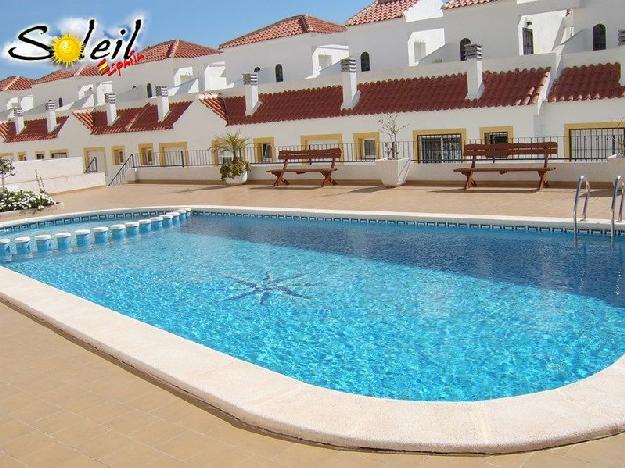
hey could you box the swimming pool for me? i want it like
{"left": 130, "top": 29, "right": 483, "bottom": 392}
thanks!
{"left": 3, "top": 210, "right": 625, "bottom": 402}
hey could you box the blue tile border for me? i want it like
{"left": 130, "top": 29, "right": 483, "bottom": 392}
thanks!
{"left": 1, "top": 208, "right": 623, "bottom": 238}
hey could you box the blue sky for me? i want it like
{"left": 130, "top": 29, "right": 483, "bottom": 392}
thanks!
{"left": 0, "top": 0, "right": 378, "bottom": 79}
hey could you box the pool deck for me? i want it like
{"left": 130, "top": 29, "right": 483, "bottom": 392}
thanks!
{"left": 2, "top": 183, "right": 625, "bottom": 466}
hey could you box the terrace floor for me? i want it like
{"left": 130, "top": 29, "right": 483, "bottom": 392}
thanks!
{"left": 1, "top": 183, "right": 625, "bottom": 467}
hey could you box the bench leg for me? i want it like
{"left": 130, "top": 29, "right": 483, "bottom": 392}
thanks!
{"left": 273, "top": 173, "right": 289, "bottom": 187}
{"left": 321, "top": 172, "right": 337, "bottom": 187}
{"left": 537, "top": 172, "right": 549, "bottom": 191}
{"left": 464, "top": 173, "right": 476, "bottom": 190}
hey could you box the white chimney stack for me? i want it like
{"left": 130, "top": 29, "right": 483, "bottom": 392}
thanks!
{"left": 243, "top": 73, "right": 260, "bottom": 116}
{"left": 465, "top": 44, "right": 484, "bottom": 100}
{"left": 156, "top": 86, "right": 170, "bottom": 121}
{"left": 618, "top": 30, "right": 625, "bottom": 86}
{"left": 341, "top": 58, "right": 360, "bottom": 110}
{"left": 14, "top": 107, "right": 24, "bottom": 134}
{"left": 45, "top": 100, "right": 57, "bottom": 133}
{"left": 105, "top": 93, "right": 117, "bottom": 126}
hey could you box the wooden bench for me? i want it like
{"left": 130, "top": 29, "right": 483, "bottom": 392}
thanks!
{"left": 269, "top": 148, "right": 341, "bottom": 187}
{"left": 454, "top": 142, "right": 558, "bottom": 191}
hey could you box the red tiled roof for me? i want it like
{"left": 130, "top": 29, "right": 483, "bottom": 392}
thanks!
{"left": 73, "top": 101, "right": 193, "bottom": 135}
{"left": 211, "top": 68, "right": 549, "bottom": 125}
{"left": 442, "top": 0, "right": 500, "bottom": 10}
{"left": 0, "top": 116, "right": 68, "bottom": 143}
{"left": 346, "top": 0, "right": 420, "bottom": 26}
{"left": 0, "top": 76, "right": 33, "bottom": 91}
{"left": 548, "top": 63, "right": 625, "bottom": 102}
{"left": 200, "top": 96, "right": 228, "bottom": 120}
{"left": 32, "top": 65, "right": 101, "bottom": 85}
{"left": 220, "top": 15, "right": 346, "bottom": 48}
{"left": 139, "top": 40, "right": 221, "bottom": 63}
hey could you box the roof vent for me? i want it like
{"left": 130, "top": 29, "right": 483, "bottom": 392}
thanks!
{"left": 341, "top": 57, "right": 360, "bottom": 110}
{"left": 465, "top": 44, "right": 484, "bottom": 100}
{"left": 464, "top": 44, "right": 483, "bottom": 61}
{"left": 156, "top": 86, "right": 170, "bottom": 121}
{"left": 243, "top": 73, "right": 261, "bottom": 116}
{"left": 14, "top": 106, "right": 24, "bottom": 134}
{"left": 45, "top": 100, "right": 57, "bottom": 133}
{"left": 619, "top": 29, "right": 625, "bottom": 46}
{"left": 105, "top": 93, "right": 117, "bottom": 126}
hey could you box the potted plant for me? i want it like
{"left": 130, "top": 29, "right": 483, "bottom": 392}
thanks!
{"left": 212, "top": 131, "right": 251, "bottom": 185}
{"left": 374, "top": 113, "right": 412, "bottom": 187}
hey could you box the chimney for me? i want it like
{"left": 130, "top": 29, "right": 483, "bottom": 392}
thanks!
{"left": 619, "top": 30, "right": 625, "bottom": 86}
{"left": 341, "top": 58, "right": 360, "bottom": 110}
{"left": 156, "top": 86, "right": 170, "bottom": 121}
{"left": 465, "top": 44, "right": 484, "bottom": 100}
{"left": 243, "top": 73, "right": 260, "bottom": 116}
{"left": 105, "top": 93, "right": 117, "bottom": 126}
{"left": 14, "top": 107, "right": 24, "bottom": 134}
{"left": 45, "top": 100, "right": 57, "bottom": 133}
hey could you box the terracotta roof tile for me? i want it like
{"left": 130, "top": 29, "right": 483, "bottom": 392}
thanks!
{"left": 219, "top": 68, "right": 549, "bottom": 125}
{"left": 0, "top": 116, "right": 68, "bottom": 143}
{"left": 0, "top": 76, "right": 33, "bottom": 92}
{"left": 220, "top": 15, "right": 345, "bottom": 49}
{"left": 200, "top": 96, "right": 228, "bottom": 120}
{"left": 548, "top": 63, "right": 625, "bottom": 102}
{"left": 443, "top": 0, "right": 500, "bottom": 10}
{"left": 32, "top": 64, "right": 102, "bottom": 85}
{"left": 139, "top": 40, "right": 220, "bottom": 63}
{"left": 346, "top": 0, "right": 420, "bottom": 26}
{"left": 73, "top": 101, "right": 193, "bottom": 135}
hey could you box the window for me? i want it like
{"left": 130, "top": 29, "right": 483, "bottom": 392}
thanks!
{"left": 36, "top": 153, "right": 45, "bottom": 160}
{"left": 275, "top": 64, "right": 284, "bottom": 83}
{"left": 260, "top": 143, "right": 273, "bottom": 161}
{"left": 484, "top": 131, "right": 510, "bottom": 145}
{"left": 593, "top": 24, "right": 607, "bottom": 51}
{"left": 58, "top": 97, "right": 63, "bottom": 108}
{"left": 460, "top": 38, "right": 471, "bottom": 61}
{"left": 140, "top": 147, "right": 154, "bottom": 166}
{"left": 522, "top": 27, "right": 534, "bottom": 55}
{"left": 253, "top": 66, "right": 261, "bottom": 73}
{"left": 417, "top": 134, "right": 463, "bottom": 163}
{"left": 147, "top": 83, "right": 153, "bottom": 98}
{"left": 113, "top": 147, "right": 125, "bottom": 165}
{"left": 362, "top": 139, "right": 378, "bottom": 160}
{"left": 360, "top": 52, "right": 371, "bottom": 72}
{"left": 570, "top": 128, "right": 625, "bottom": 160}
{"left": 17, "top": 153, "right": 26, "bottom": 161}
{"left": 50, "top": 152, "right": 68, "bottom": 159}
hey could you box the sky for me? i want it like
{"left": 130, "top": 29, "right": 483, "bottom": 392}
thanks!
{"left": 0, "top": 0, "right": 377, "bottom": 79}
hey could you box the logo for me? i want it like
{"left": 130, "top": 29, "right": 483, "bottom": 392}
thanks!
{"left": 6, "top": 18, "right": 143, "bottom": 70}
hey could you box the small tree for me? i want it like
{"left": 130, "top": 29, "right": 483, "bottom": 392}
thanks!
{"left": 378, "top": 113, "right": 408, "bottom": 159}
{"left": 0, "top": 157, "right": 16, "bottom": 193}
{"left": 211, "top": 131, "right": 251, "bottom": 180}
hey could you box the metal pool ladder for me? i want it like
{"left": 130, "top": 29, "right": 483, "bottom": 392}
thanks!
{"left": 611, "top": 176, "right": 625, "bottom": 238}
{"left": 574, "top": 176, "right": 591, "bottom": 237}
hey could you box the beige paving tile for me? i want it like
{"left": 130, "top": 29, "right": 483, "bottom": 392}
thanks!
{"left": 75, "top": 429, "right": 133, "bottom": 460}
{"left": 17, "top": 440, "right": 82, "bottom": 467}
{"left": 1, "top": 430, "right": 56, "bottom": 459}
{"left": 132, "top": 419, "right": 188, "bottom": 446}
{"left": 0, "top": 454, "right": 26, "bottom": 467}
{"left": 0, "top": 418, "right": 31, "bottom": 442}
{"left": 563, "top": 436, "right": 625, "bottom": 468}
{"left": 104, "top": 408, "right": 162, "bottom": 436}
{"left": 186, "top": 442, "right": 257, "bottom": 468}
{"left": 99, "top": 440, "right": 164, "bottom": 467}
{"left": 156, "top": 430, "right": 216, "bottom": 461}
{"left": 522, "top": 451, "right": 591, "bottom": 468}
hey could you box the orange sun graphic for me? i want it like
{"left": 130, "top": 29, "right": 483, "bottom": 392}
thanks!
{"left": 51, "top": 33, "right": 83, "bottom": 67}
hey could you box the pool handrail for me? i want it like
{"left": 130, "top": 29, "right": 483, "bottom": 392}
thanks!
{"left": 574, "top": 176, "right": 590, "bottom": 237}
{"left": 611, "top": 176, "right": 625, "bottom": 238}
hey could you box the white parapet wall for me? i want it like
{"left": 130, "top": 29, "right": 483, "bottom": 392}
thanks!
{"left": 5, "top": 157, "right": 106, "bottom": 194}
{"left": 135, "top": 158, "right": 625, "bottom": 186}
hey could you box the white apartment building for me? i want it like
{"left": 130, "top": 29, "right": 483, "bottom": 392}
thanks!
{"left": 0, "top": 0, "right": 624, "bottom": 186}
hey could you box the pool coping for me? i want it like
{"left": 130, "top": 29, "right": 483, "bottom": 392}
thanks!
{"left": 1, "top": 205, "right": 625, "bottom": 454}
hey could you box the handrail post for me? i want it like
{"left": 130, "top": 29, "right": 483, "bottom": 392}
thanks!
{"left": 574, "top": 176, "right": 590, "bottom": 238}
{"left": 611, "top": 176, "right": 625, "bottom": 238}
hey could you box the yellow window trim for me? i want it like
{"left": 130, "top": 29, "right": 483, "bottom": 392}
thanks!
{"left": 158, "top": 141, "right": 189, "bottom": 166}
{"left": 49, "top": 149, "right": 69, "bottom": 159}
{"left": 300, "top": 133, "right": 344, "bottom": 159}
{"left": 17, "top": 152, "right": 26, "bottom": 162}
{"left": 83, "top": 146, "right": 105, "bottom": 169}
{"left": 353, "top": 132, "right": 380, "bottom": 161}
{"left": 138, "top": 143, "right": 154, "bottom": 166}
{"left": 252, "top": 137, "right": 275, "bottom": 163}
{"left": 111, "top": 145, "right": 126, "bottom": 166}
{"left": 479, "top": 126, "right": 514, "bottom": 143}
{"left": 564, "top": 122, "right": 625, "bottom": 160}
{"left": 413, "top": 129, "right": 467, "bottom": 163}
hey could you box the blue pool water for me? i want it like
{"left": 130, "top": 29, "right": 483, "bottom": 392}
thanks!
{"left": 4, "top": 214, "right": 625, "bottom": 402}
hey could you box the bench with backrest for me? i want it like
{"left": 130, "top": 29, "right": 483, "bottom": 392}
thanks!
{"left": 454, "top": 142, "right": 558, "bottom": 191}
{"left": 269, "top": 148, "right": 341, "bottom": 187}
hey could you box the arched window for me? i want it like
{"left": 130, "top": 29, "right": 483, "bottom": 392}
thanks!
{"left": 253, "top": 66, "right": 261, "bottom": 73}
{"left": 58, "top": 97, "right": 63, "bottom": 108}
{"left": 147, "top": 83, "right": 153, "bottom": 98}
{"left": 460, "top": 38, "right": 471, "bottom": 61}
{"left": 275, "top": 64, "right": 284, "bottom": 83}
{"left": 593, "top": 24, "right": 607, "bottom": 51}
{"left": 360, "top": 52, "right": 371, "bottom": 72}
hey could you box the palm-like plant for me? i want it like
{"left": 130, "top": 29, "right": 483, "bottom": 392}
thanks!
{"left": 211, "top": 131, "right": 251, "bottom": 180}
